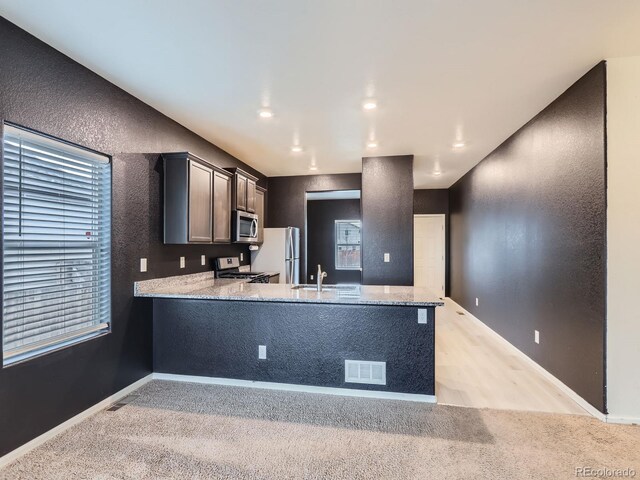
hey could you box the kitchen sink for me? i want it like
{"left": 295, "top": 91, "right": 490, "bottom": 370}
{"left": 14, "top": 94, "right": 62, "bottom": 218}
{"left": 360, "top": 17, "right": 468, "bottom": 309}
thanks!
{"left": 291, "top": 284, "right": 360, "bottom": 291}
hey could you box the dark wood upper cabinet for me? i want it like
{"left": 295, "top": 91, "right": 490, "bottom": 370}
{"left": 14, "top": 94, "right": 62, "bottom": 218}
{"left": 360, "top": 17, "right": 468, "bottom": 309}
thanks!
{"left": 226, "top": 168, "right": 259, "bottom": 213}
{"left": 188, "top": 160, "right": 213, "bottom": 243}
{"left": 246, "top": 178, "right": 257, "bottom": 213}
{"left": 163, "top": 152, "right": 233, "bottom": 245}
{"left": 235, "top": 174, "right": 247, "bottom": 211}
{"left": 255, "top": 186, "right": 266, "bottom": 244}
{"left": 213, "top": 169, "right": 232, "bottom": 243}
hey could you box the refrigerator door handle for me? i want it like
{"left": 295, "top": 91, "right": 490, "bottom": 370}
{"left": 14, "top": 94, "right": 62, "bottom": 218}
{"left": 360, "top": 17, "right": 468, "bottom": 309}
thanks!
{"left": 291, "top": 234, "right": 295, "bottom": 262}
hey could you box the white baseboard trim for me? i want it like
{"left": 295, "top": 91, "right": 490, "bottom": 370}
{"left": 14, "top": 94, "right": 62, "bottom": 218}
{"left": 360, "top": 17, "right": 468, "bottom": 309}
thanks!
{"left": 606, "top": 415, "right": 640, "bottom": 425}
{"left": 0, "top": 374, "right": 153, "bottom": 470}
{"left": 152, "top": 372, "right": 437, "bottom": 404}
{"left": 446, "top": 299, "right": 608, "bottom": 422}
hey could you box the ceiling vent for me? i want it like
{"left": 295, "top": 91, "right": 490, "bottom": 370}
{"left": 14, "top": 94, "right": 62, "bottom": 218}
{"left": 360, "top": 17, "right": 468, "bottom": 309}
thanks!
{"left": 345, "top": 360, "right": 386, "bottom": 385}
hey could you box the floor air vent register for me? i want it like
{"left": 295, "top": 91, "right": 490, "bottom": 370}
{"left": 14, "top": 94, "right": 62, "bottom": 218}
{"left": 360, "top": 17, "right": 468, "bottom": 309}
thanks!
{"left": 106, "top": 394, "right": 139, "bottom": 412}
{"left": 345, "top": 360, "right": 386, "bottom": 385}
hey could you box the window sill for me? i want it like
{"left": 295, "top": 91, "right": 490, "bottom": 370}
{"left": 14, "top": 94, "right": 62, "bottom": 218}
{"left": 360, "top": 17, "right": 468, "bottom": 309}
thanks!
{"left": 3, "top": 325, "right": 111, "bottom": 368}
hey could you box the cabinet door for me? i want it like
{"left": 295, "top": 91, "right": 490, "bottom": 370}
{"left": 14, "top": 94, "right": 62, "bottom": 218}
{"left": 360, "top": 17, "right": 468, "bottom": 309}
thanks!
{"left": 256, "top": 190, "right": 264, "bottom": 243}
{"left": 213, "top": 171, "right": 232, "bottom": 243}
{"left": 188, "top": 160, "right": 213, "bottom": 242}
{"left": 246, "top": 179, "right": 257, "bottom": 213}
{"left": 255, "top": 188, "right": 265, "bottom": 244}
{"left": 236, "top": 174, "right": 247, "bottom": 211}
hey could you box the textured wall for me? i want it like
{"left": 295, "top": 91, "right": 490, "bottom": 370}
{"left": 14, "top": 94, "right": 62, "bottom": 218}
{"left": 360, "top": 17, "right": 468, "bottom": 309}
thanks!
{"left": 0, "top": 17, "right": 265, "bottom": 455}
{"left": 307, "top": 199, "right": 361, "bottom": 284}
{"left": 413, "top": 189, "right": 450, "bottom": 296}
{"left": 449, "top": 63, "right": 607, "bottom": 412}
{"left": 267, "top": 173, "right": 361, "bottom": 280}
{"left": 154, "top": 299, "right": 435, "bottom": 395}
{"left": 362, "top": 156, "right": 414, "bottom": 286}
{"left": 413, "top": 189, "right": 449, "bottom": 215}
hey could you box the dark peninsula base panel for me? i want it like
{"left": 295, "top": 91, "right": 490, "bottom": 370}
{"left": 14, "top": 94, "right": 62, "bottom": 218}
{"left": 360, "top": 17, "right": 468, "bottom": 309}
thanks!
{"left": 153, "top": 299, "right": 435, "bottom": 395}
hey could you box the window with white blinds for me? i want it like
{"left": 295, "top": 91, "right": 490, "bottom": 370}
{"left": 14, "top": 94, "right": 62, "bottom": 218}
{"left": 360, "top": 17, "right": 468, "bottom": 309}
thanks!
{"left": 2, "top": 124, "right": 111, "bottom": 365}
{"left": 335, "top": 219, "right": 361, "bottom": 270}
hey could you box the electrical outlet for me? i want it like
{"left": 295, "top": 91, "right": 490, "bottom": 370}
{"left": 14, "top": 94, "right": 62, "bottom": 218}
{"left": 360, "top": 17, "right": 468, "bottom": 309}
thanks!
{"left": 140, "top": 258, "right": 147, "bottom": 273}
{"left": 240, "top": 252, "right": 244, "bottom": 262}
{"left": 179, "top": 256, "right": 185, "bottom": 269}
{"left": 384, "top": 253, "right": 390, "bottom": 263}
{"left": 535, "top": 330, "right": 540, "bottom": 344}
{"left": 310, "top": 274, "right": 314, "bottom": 280}
{"left": 475, "top": 297, "right": 479, "bottom": 307}
{"left": 258, "top": 345, "right": 267, "bottom": 360}
{"left": 201, "top": 255, "right": 206, "bottom": 266}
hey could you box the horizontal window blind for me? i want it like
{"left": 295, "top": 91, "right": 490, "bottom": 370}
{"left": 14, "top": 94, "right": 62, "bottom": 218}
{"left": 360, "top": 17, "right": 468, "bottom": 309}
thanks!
{"left": 2, "top": 124, "right": 111, "bottom": 365}
{"left": 335, "top": 220, "right": 361, "bottom": 270}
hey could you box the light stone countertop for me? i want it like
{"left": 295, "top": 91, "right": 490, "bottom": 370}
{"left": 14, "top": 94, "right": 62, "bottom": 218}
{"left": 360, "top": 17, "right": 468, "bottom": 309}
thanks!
{"left": 134, "top": 272, "right": 444, "bottom": 307}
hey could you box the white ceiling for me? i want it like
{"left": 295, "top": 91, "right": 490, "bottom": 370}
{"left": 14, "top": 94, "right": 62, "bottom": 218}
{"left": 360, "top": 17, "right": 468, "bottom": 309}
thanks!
{"left": 1, "top": 1, "right": 640, "bottom": 188}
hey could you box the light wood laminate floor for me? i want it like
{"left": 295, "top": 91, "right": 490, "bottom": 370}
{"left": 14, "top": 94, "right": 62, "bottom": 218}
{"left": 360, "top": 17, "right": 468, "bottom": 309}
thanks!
{"left": 435, "top": 298, "right": 587, "bottom": 415}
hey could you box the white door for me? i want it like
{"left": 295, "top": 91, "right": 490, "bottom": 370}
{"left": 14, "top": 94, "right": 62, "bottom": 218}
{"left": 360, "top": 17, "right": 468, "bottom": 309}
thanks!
{"left": 414, "top": 215, "right": 445, "bottom": 297}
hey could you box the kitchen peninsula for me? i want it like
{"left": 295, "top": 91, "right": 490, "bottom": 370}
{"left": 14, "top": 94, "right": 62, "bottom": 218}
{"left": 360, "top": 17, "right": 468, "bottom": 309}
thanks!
{"left": 135, "top": 273, "right": 444, "bottom": 400}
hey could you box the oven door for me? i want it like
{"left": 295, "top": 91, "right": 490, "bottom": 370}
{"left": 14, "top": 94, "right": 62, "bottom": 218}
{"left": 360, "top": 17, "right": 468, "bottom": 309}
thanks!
{"left": 234, "top": 211, "right": 259, "bottom": 243}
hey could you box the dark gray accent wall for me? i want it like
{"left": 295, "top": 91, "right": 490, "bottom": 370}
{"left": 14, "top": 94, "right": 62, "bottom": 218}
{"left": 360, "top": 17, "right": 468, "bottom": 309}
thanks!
{"left": 414, "top": 189, "right": 450, "bottom": 296}
{"left": 362, "top": 155, "right": 414, "bottom": 286}
{"left": 449, "top": 62, "right": 607, "bottom": 412}
{"left": 413, "top": 189, "right": 449, "bottom": 215}
{"left": 0, "top": 16, "right": 265, "bottom": 455}
{"left": 266, "top": 173, "right": 361, "bottom": 280}
{"left": 154, "top": 298, "right": 435, "bottom": 395}
{"left": 307, "top": 199, "right": 362, "bottom": 284}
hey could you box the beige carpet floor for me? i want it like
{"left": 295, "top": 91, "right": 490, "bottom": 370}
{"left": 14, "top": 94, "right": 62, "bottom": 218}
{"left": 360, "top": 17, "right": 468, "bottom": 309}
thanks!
{"left": 2, "top": 380, "right": 639, "bottom": 480}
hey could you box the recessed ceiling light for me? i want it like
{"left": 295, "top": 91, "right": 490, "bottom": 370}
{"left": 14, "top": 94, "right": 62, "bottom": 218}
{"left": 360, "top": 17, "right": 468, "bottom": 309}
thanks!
{"left": 291, "top": 145, "right": 304, "bottom": 153}
{"left": 309, "top": 165, "right": 318, "bottom": 171}
{"left": 433, "top": 170, "right": 442, "bottom": 176}
{"left": 258, "top": 108, "right": 273, "bottom": 119}
{"left": 362, "top": 99, "right": 377, "bottom": 111}
{"left": 452, "top": 141, "right": 465, "bottom": 149}
{"left": 366, "top": 141, "right": 378, "bottom": 149}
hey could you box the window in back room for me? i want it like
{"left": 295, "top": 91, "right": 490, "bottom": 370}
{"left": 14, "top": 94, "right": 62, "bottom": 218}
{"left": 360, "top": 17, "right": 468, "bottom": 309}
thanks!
{"left": 335, "top": 219, "right": 361, "bottom": 271}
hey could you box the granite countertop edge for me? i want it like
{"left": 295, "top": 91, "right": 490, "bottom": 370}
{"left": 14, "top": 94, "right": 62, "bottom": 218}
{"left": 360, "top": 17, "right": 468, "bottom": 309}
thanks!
{"left": 134, "top": 290, "right": 444, "bottom": 307}
{"left": 133, "top": 272, "right": 445, "bottom": 307}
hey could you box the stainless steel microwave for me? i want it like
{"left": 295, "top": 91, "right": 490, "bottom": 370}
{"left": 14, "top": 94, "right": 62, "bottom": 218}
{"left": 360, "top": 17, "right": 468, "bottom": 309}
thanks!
{"left": 233, "top": 210, "right": 258, "bottom": 243}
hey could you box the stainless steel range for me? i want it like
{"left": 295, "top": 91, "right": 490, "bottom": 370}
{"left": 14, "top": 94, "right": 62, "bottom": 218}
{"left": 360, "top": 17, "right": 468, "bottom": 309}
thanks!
{"left": 214, "top": 257, "right": 270, "bottom": 283}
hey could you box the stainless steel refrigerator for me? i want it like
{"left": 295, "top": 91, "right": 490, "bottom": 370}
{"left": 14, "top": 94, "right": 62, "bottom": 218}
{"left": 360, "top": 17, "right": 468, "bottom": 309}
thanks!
{"left": 251, "top": 227, "right": 300, "bottom": 284}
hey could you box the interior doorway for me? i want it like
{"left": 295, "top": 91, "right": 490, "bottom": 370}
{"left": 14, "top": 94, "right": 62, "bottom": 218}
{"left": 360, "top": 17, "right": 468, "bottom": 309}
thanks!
{"left": 413, "top": 214, "right": 445, "bottom": 297}
{"left": 305, "top": 190, "right": 362, "bottom": 285}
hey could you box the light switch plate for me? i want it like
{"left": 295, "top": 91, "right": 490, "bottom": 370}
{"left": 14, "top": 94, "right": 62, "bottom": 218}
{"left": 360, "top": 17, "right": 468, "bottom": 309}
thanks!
{"left": 535, "top": 330, "right": 540, "bottom": 344}
{"left": 475, "top": 297, "right": 479, "bottom": 306}
{"left": 240, "top": 253, "right": 244, "bottom": 261}
{"left": 140, "top": 258, "right": 147, "bottom": 273}
{"left": 418, "top": 309, "right": 428, "bottom": 324}
{"left": 180, "top": 256, "right": 185, "bottom": 269}
{"left": 201, "top": 255, "right": 206, "bottom": 266}
{"left": 384, "top": 253, "right": 390, "bottom": 263}
{"left": 258, "top": 345, "right": 267, "bottom": 360}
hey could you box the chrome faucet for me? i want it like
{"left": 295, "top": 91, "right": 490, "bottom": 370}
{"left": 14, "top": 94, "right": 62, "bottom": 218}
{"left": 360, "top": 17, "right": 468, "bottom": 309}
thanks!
{"left": 316, "top": 264, "right": 327, "bottom": 292}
